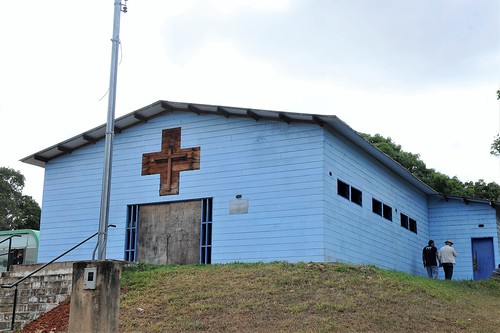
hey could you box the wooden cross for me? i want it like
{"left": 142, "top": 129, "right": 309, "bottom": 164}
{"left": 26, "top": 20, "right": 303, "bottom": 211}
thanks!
{"left": 142, "top": 127, "right": 200, "bottom": 196}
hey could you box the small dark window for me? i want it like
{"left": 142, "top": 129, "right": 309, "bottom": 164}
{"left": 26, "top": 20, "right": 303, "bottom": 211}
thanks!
{"left": 400, "top": 213, "right": 409, "bottom": 229}
{"left": 383, "top": 204, "right": 392, "bottom": 221}
{"left": 351, "top": 187, "right": 362, "bottom": 206}
{"left": 409, "top": 218, "right": 417, "bottom": 234}
{"left": 372, "top": 199, "right": 382, "bottom": 215}
{"left": 337, "top": 180, "right": 350, "bottom": 200}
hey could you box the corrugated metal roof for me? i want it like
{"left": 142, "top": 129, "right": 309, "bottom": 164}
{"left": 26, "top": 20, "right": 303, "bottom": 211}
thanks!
{"left": 21, "top": 99, "right": 438, "bottom": 195}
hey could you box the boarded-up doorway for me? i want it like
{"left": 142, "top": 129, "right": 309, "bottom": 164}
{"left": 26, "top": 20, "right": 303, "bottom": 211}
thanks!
{"left": 137, "top": 200, "right": 201, "bottom": 265}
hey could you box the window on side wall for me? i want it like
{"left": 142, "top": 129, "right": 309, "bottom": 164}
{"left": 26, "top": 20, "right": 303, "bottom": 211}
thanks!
{"left": 400, "top": 213, "right": 409, "bottom": 229}
{"left": 372, "top": 198, "right": 382, "bottom": 215}
{"left": 351, "top": 187, "right": 362, "bottom": 206}
{"left": 409, "top": 218, "right": 417, "bottom": 234}
{"left": 337, "top": 180, "right": 363, "bottom": 207}
{"left": 337, "top": 180, "right": 350, "bottom": 200}
{"left": 383, "top": 204, "right": 392, "bottom": 221}
{"left": 400, "top": 213, "right": 417, "bottom": 234}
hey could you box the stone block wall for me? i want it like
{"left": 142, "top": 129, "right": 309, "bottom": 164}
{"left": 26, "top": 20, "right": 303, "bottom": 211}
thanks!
{"left": 0, "top": 262, "right": 73, "bottom": 331}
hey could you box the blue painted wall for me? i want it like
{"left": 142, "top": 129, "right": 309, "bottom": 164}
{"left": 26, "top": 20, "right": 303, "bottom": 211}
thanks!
{"left": 37, "top": 110, "right": 500, "bottom": 280}
{"left": 428, "top": 197, "right": 499, "bottom": 280}
{"left": 323, "top": 129, "right": 430, "bottom": 277}
{"left": 39, "top": 112, "right": 325, "bottom": 263}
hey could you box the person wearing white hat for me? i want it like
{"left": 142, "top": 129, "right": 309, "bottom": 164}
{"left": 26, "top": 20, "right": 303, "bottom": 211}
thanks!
{"left": 439, "top": 240, "right": 457, "bottom": 280}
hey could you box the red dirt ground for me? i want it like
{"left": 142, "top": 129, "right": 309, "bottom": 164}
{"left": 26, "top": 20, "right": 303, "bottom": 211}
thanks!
{"left": 21, "top": 299, "right": 70, "bottom": 333}
{"left": 20, "top": 286, "right": 131, "bottom": 332}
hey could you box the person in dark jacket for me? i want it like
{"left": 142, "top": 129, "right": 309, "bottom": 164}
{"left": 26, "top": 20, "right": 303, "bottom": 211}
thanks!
{"left": 422, "top": 240, "right": 439, "bottom": 278}
{"left": 12, "top": 253, "right": 23, "bottom": 265}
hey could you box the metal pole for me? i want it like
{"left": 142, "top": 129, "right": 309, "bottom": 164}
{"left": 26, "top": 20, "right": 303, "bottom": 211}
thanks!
{"left": 10, "top": 286, "right": 18, "bottom": 331}
{"left": 97, "top": 0, "right": 126, "bottom": 260}
{"left": 6, "top": 238, "right": 13, "bottom": 272}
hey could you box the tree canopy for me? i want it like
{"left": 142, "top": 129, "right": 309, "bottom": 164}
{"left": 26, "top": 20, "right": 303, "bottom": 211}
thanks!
{"left": 0, "top": 167, "right": 41, "bottom": 230}
{"left": 360, "top": 133, "right": 500, "bottom": 201}
{"left": 491, "top": 90, "right": 500, "bottom": 156}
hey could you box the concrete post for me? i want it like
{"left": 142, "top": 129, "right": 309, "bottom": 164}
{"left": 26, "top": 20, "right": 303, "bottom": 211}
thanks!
{"left": 68, "top": 260, "right": 121, "bottom": 333}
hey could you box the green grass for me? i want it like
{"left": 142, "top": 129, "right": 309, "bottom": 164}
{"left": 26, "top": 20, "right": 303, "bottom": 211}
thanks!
{"left": 119, "top": 262, "right": 500, "bottom": 332}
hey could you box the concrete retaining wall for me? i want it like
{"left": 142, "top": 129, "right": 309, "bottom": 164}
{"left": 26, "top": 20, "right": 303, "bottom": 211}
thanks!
{"left": 0, "top": 262, "right": 73, "bottom": 331}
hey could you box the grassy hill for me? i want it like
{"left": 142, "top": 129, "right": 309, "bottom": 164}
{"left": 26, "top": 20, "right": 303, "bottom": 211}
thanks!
{"left": 117, "top": 262, "right": 500, "bottom": 333}
{"left": 20, "top": 261, "right": 500, "bottom": 332}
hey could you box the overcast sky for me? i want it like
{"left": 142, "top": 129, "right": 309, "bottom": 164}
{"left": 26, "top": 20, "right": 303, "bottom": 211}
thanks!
{"left": 1, "top": 0, "right": 499, "bottom": 205}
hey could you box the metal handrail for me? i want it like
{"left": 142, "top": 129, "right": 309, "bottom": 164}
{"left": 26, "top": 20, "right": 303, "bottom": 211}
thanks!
{"left": 0, "top": 225, "right": 116, "bottom": 330}
{"left": 0, "top": 235, "right": 22, "bottom": 272}
{"left": 0, "top": 235, "right": 22, "bottom": 245}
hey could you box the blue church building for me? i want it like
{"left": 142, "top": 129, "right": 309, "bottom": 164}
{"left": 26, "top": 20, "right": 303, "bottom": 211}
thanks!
{"left": 22, "top": 100, "right": 500, "bottom": 280}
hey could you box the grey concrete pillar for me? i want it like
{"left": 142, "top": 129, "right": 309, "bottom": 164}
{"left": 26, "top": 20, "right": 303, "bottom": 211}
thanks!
{"left": 68, "top": 260, "right": 121, "bottom": 333}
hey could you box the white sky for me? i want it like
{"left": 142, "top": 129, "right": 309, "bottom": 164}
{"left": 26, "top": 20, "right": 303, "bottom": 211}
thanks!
{"left": 0, "top": 0, "right": 499, "bottom": 205}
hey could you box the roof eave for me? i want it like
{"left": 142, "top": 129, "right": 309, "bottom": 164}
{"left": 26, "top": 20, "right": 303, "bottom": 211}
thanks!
{"left": 20, "top": 99, "right": 437, "bottom": 197}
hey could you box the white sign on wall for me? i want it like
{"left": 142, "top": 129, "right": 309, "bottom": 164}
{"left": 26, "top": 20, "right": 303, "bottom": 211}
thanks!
{"left": 229, "top": 199, "right": 249, "bottom": 214}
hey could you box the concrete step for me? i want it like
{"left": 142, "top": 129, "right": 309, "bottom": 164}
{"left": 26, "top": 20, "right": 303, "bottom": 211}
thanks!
{"left": 0, "top": 320, "right": 22, "bottom": 331}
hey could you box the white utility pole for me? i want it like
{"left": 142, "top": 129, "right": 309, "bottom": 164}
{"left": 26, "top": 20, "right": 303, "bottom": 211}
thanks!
{"left": 97, "top": 0, "right": 127, "bottom": 260}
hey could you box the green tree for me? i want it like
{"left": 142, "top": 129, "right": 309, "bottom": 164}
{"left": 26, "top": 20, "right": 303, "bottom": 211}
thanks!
{"left": 491, "top": 91, "right": 500, "bottom": 156}
{"left": 0, "top": 167, "right": 40, "bottom": 230}
{"left": 463, "top": 179, "right": 500, "bottom": 201}
{"left": 491, "top": 133, "right": 500, "bottom": 157}
{"left": 361, "top": 133, "right": 500, "bottom": 201}
{"left": 359, "top": 133, "right": 429, "bottom": 178}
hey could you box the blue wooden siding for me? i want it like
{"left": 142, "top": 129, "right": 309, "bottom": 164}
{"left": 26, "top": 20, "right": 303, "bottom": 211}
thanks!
{"left": 36, "top": 109, "right": 500, "bottom": 280}
{"left": 497, "top": 212, "right": 500, "bottom": 261}
{"left": 38, "top": 112, "right": 325, "bottom": 263}
{"left": 323, "top": 129, "right": 430, "bottom": 276}
{"left": 428, "top": 197, "right": 499, "bottom": 280}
